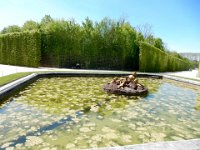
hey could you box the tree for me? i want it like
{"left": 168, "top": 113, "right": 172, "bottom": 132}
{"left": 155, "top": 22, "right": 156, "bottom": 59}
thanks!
{"left": 22, "top": 20, "right": 39, "bottom": 31}
{"left": 154, "top": 38, "right": 165, "bottom": 50}
{"left": 81, "top": 17, "right": 95, "bottom": 68}
{"left": 136, "top": 23, "right": 153, "bottom": 39}
{"left": 1, "top": 25, "right": 21, "bottom": 34}
{"left": 145, "top": 35, "right": 155, "bottom": 45}
{"left": 40, "top": 15, "right": 54, "bottom": 30}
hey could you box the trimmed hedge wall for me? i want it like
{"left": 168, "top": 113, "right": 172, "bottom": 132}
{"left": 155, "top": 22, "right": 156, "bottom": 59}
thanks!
{"left": 0, "top": 31, "right": 41, "bottom": 67}
{"left": 0, "top": 30, "right": 192, "bottom": 72}
{"left": 139, "top": 42, "right": 191, "bottom": 72}
{"left": 40, "top": 22, "right": 139, "bottom": 70}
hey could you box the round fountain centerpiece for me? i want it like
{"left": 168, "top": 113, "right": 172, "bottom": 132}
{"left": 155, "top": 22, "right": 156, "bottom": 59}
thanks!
{"left": 103, "top": 72, "right": 148, "bottom": 96}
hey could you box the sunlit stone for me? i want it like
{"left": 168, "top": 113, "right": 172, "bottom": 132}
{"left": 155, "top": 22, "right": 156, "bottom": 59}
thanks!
{"left": 25, "top": 136, "right": 43, "bottom": 147}
{"left": 91, "top": 135, "right": 102, "bottom": 142}
{"left": 110, "top": 118, "right": 122, "bottom": 123}
{"left": 106, "top": 141, "right": 119, "bottom": 147}
{"left": 66, "top": 143, "right": 75, "bottom": 149}
{"left": 83, "top": 122, "right": 96, "bottom": 127}
{"left": 97, "top": 115, "right": 103, "bottom": 119}
{"left": 121, "top": 135, "right": 132, "bottom": 143}
{"left": 90, "top": 105, "right": 99, "bottom": 112}
{"left": 136, "top": 122, "right": 143, "bottom": 126}
{"left": 151, "top": 133, "right": 166, "bottom": 141}
{"left": 89, "top": 143, "right": 98, "bottom": 148}
{"left": 104, "top": 132, "right": 118, "bottom": 140}
{"left": 5, "top": 147, "right": 14, "bottom": 150}
{"left": 41, "top": 147, "right": 50, "bottom": 150}
{"left": 171, "top": 136, "right": 184, "bottom": 141}
{"left": 1, "top": 142, "right": 12, "bottom": 148}
{"left": 137, "top": 127, "right": 147, "bottom": 131}
{"left": 102, "top": 127, "right": 115, "bottom": 133}
{"left": 79, "top": 127, "right": 91, "bottom": 133}
{"left": 15, "top": 143, "right": 23, "bottom": 148}
{"left": 121, "top": 117, "right": 129, "bottom": 121}
{"left": 128, "top": 124, "right": 136, "bottom": 130}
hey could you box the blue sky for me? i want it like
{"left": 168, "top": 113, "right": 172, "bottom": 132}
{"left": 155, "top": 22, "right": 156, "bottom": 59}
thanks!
{"left": 0, "top": 0, "right": 199, "bottom": 53}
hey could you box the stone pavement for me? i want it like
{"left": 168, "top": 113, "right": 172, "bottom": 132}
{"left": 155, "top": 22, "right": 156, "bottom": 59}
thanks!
{"left": 0, "top": 64, "right": 132, "bottom": 77}
{"left": 0, "top": 64, "right": 199, "bottom": 80}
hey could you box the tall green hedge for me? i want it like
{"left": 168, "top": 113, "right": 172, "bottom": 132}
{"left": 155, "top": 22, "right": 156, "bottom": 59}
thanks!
{"left": 40, "top": 19, "right": 139, "bottom": 70}
{"left": 0, "top": 31, "right": 41, "bottom": 67}
{"left": 139, "top": 42, "right": 191, "bottom": 72}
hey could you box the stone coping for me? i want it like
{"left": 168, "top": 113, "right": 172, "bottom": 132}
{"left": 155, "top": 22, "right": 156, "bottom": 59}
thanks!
{"left": 91, "top": 139, "right": 200, "bottom": 150}
{"left": 163, "top": 75, "right": 200, "bottom": 86}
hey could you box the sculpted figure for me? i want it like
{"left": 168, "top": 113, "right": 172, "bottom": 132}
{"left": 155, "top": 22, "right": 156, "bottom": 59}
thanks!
{"left": 104, "top": 72, "right": 148, "bottom": 96}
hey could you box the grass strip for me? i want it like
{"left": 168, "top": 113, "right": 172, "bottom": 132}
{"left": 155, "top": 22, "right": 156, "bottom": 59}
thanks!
{"left": 0, "top": 72, "right": 32, "bottom": 86}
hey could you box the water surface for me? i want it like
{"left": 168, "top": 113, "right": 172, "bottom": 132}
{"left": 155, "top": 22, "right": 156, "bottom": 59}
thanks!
{"left": 0, "top": 77, "right": 200, "bottom": 150}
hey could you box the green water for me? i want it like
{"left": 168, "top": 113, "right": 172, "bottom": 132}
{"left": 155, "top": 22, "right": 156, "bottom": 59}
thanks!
{"left": 0, "top": 77, "right": 200, "bottom": 150}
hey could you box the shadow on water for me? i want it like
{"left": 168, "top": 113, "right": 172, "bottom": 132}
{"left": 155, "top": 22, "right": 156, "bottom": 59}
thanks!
{"left": 0, "top": 111, "right": 83, "bottom": 149}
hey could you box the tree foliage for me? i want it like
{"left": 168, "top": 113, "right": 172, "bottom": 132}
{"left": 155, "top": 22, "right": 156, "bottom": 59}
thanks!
{"left": 0, "top": 15, "right": 193, "bottom": 71}
{"left": 22, "top": 20, "right": 40, "bottom": 31}
{"left": 154, "top": 38, "right": 164, "bottom": 50}
{"left": 40, "top": 17, "right": 139, "bottom": 70}
{"left": 136, "top": 23, "right": 153, "bottom": 39}
{"left": 1, "top": 25, "right": 21, "bottom": 34}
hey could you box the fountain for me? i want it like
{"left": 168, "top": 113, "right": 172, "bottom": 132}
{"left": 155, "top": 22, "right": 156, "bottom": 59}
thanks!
{"left": 103, "top": 72, "right": 148, "bottom": 96}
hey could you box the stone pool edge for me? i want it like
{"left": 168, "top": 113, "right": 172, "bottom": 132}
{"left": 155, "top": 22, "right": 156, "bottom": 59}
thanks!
{"left": 0, "top": 72, "right": 162, "bottom": 100}
{"left": 1, "top": 72, "right": 200, "bottom": 101}
{"left": 163, "top": 75, "right": 200, "bottom": 86}
{"left": 91, "top": 138, "right": 200, "bottom": 150}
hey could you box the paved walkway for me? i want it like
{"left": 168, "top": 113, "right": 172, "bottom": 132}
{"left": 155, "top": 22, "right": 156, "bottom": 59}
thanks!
{"left": 0, "top": 64, "right": 199, "bottom": 79}
{"left": 0, "top": 64, "right": 132, "bottom": 77}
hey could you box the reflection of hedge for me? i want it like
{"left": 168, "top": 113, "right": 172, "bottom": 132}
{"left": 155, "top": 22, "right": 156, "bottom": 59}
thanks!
{"left": 0, "top": 31, "right": 41, "bottom": 67}
{"left": 139, "top": 42, "right": 191, "bottom": 72}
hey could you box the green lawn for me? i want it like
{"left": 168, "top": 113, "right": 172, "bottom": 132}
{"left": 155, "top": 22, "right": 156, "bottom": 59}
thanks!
{"left": 0, "top": 72, "right": 32, "bottom": 86}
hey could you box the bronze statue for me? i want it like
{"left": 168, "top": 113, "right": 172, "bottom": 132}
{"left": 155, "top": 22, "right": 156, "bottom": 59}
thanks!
{"left": 104, "top": 72, "right": 148, "bottom": 96}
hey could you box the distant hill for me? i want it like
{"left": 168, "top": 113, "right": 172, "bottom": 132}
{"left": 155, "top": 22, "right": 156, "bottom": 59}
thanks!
{"left": 179, "top": 53, "right": 200, "bottom": 61}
